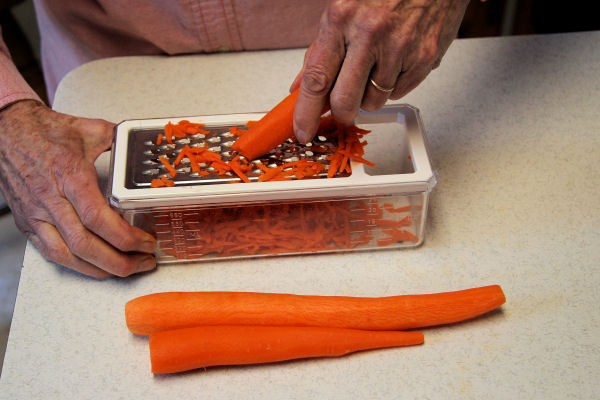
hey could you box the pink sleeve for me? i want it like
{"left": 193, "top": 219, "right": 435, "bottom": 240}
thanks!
{"left": 0, "top": 26, "right": 42, "bottom": 110}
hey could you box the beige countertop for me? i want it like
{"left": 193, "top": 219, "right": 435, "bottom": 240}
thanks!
{"left": 1, "top": 31, "right": 599, "bottom": 399}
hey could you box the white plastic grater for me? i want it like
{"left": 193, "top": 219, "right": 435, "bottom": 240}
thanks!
{"left": 108, "top": 104, "right": 437, "bottom": 263}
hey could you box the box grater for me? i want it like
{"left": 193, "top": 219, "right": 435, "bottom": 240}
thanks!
{"left": 108, "top": 104, "right": 437, "bottom": 264}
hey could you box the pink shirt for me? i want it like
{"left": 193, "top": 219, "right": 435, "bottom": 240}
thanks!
{"left": 0, "top": 0, "right": 325, "bottom": 107}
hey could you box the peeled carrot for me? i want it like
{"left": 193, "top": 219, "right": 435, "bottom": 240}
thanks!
{"left": 126, "top": 285, "right": 505, "bottom": 336}
{"left": 232, "top": 89, "right": 331, "bottom": 160}
{"left": 232, "top": 89, "right": 300, "bottom": 159}
{"left": 149, "top": 325, "right": 424, "bottom": 373}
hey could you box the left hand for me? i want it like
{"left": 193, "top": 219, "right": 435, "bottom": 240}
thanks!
{"left": 291, "top": 0, "right": 470, "bottom": 143}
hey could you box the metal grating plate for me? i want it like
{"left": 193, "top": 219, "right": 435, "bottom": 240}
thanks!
{"left": 124, "top": 125, "right": 344, "bottom": 189}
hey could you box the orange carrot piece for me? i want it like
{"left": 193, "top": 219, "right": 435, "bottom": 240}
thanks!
{"left": 171, "top": 124, "right": 186, "bottom": 138}
{"left": 161, "top": 176, "right": 175, "bottom": 187}
{"left": 258, "top": 165, "right": 284, "bottom": 182}
{"left": 174, "top": 145, "right": 190, "bottom": 167}
{"left": 232, "top": 89, "right": 331, "bottom": 160}
{"left": 186, "top": 152, "right": 201, "bottom": 174}
{"left": 327, "top": 154, "right": 342, "bottom": 178}
{"left": 229, "top": 126, "right": 247, "bottom": 137}
{"left": 231, "top": 89, "right": 299, "bottom": 159}
{"left": 376, "top": 217, "right": 411, "bottom": 227}
{"left": 149, "top": 325, "right": 423, "bottom": 373}
{"left": 229, "top": 156, "right": 251, "bottom": 183}
{"left": 156, "top": 133, "right": 163, "bottom": 146}
{"left": 165, "top": 122, "right": 174, "bottom": 144}
{"left": 377, "top": 228, "right": 419, "bottom": 246}
{"left": 159, "top": 156, "right": 177, "bottom": 178}
{"left": 150, "top": 178, "right": 165, "bottom": 188}
{"left": 126, "top": 285, "right": 506, "bottom": 336}
{"left": 383, "top": 204, "right": 411, "bottom": 213}
{"left": 150, "top": 176, "right": 175, "bottom": 188}
{"left": 337, "top": 150, "right": 376, "bottom": 167}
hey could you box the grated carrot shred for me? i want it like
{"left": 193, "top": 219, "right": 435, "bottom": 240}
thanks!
{"left": 174, "top": 145, "right": 190, "bottom": 167}
{"left": 150, "top": 176, "right": 175, "bottom": 188}
{"left": 159, "top": 156, "right": 178, "bottom": 178}
{"left": 153, "top": 196, "right": 418, "bottom": 260}
{"left": 229, "top": 156, "right": 251, "bottom": 183}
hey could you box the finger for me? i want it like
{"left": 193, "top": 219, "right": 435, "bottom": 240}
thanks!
{"left": 28, "top": 221, "right": 113, "bottom": 279}
{"left": 46, "top": 195, "right": 156, "bottom": 277}
{"left": 62, "top": 162, "right": 157, "bottom": 254}
{"left": 329, "top": 43, "right": 375, "bottom": 125}
{"left": 360, "top": 34, "right": 406, "bottom": 111}
{"left": 362, "top": 62, "right": 403, "bottom": 112}
{"left": 293, "top": 32, "right": 345, "bottom": 144}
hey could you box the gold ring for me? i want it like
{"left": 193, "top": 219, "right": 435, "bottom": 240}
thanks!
{"left": 370, "top": 78, "right": 394, "bottom": 93}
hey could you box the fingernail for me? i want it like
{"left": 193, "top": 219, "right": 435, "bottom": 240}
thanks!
{"left": 138, "top": 256, "right": 156, "bottom": 272}
{"left": 140, "top": 240, "right": 156, "bottom": 253}
{"left": 295, "top": 129, "right": 311, "bottom": 144}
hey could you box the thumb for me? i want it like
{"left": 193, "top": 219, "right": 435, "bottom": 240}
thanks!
{"left": 77, "top": 118, "right": 116, "bottom": 161}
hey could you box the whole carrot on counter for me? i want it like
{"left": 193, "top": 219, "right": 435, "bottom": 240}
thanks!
{"left": 149, "top": 325, "right": 424, "bottom": 374}
{"left": 126, "top": 285, "right": 506, "bottom": 336}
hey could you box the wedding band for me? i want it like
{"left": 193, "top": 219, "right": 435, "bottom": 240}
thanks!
{"left": 370, "top": 78, "right": 394, "bottom": 93}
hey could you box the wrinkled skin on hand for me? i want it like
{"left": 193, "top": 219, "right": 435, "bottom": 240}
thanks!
{"left": 292, "top": 0, "right": 470, "bottom": 143}
{"left": 0, "top": 100, "right": 157, "bottom": 278}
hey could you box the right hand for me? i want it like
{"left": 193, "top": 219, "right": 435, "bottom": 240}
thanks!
{"left": 0, "top": 100, "right": 157, "bottom": 278}
{"left": 290, "top": 0, "right": 470, "bottom": 143}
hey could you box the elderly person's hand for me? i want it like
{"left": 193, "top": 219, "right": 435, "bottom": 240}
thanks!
{"left": 291, "top": 0, "right": 470, "bottom": 143}
{"left": 0, "top": 100, "right": 157, "bottom": 278}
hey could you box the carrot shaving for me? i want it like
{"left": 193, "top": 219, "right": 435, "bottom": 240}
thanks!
{"left": 150, "top": 179, "right": 163, "bottom": 188}
{"left": 171, "top": 124, "right": 186, "bottom": 139}
{"left": 383, "top": 204, "right": 411, "bottom": 213}
{"left": 159, "top": 156, "right": 178, "bottom": 178}
{"left": 174, "top": 145, "right": 190, "bottom": 167}
{"left": 258, "top": 165, "right": 283, "bottom": 182}
{"left": 165, "top": 122, "right": 174, "bottom": 144}
{"left": 186, "top": 152, "right": 201, "bottom": 174}
{"left": 377, "top": 227, "right": 419, "bottom": 246}
{"left": 229, "top": 126, "right": 247, "bottom": 137}
{"left": 376, "top": 217, "right": 412, "bottom": 227}
{"left": 229, "top": 156, "right": 251, "bottom": 183}
{"left": 150, "top": 176, "right": 175, "bottom": 188}
{"left": 337, "top": 150, "right": 376, "bottom": 167}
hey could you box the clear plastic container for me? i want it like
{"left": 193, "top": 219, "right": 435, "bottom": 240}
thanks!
{"left": 108, "top": 104, "right": 437, "bottom": 264}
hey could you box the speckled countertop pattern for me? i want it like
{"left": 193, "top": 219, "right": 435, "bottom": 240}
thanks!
{"left": 1, "top": 32, "right": 599, "bottom": 399}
